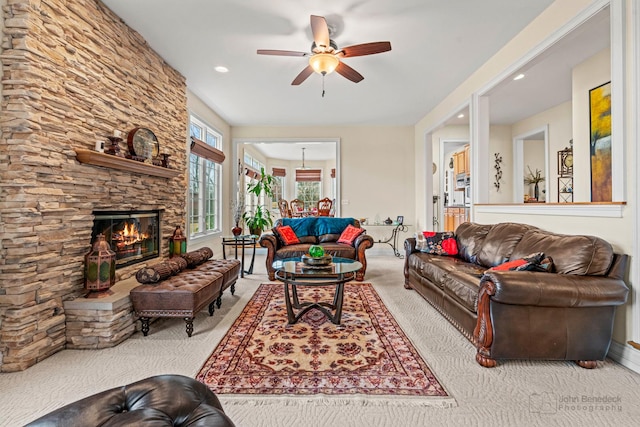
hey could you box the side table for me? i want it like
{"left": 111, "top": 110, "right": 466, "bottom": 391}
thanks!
{"left": 363, "top": 223, "right": 409, "bottom": 258}
{"left": 221, "top": 234, "right": 257, "bottom": 278}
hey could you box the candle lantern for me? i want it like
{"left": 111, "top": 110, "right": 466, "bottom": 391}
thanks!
{"left": 169, "top": 225, "right": 187, "bottom": 257}
{"left": 84, "top": 234, "right": 116, "bottom": 298}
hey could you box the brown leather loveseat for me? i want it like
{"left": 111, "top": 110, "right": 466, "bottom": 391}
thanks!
{"left": 404, "top": 222, "right": 629, "bottom": 368}
{"left": 26, "top": 374, "right": 236, "bottom": 426}
{"left": 260, "top": 217, "right": 374, "bottom": 281}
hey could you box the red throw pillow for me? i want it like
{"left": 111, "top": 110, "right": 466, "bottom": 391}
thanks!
{"left": 274, "top": 225, "right": 300, "bottom": 246}
{"left": 488, "top": 252, "right": 553, "bottom": 272}
{"left": 488, "top": 258, "right": 529, "bottom": 271}
{"left": 337, "top": 224, "right": 365, "bottom": 245}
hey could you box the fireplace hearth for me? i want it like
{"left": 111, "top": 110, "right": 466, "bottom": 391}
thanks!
{"left": 92, "top": 210, "right": 160, "bottom": 268}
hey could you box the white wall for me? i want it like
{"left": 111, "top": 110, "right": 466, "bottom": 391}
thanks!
{"left": 572, "top": 47, "right": 611, "bottom": 201}
{"left": 232, "top": 126, "right": 415, "bottom": 229}
{"left": 186, "top": 90, "right": 232, "bottom": 256}
{"left": 489, "top": 126, "right": 513, "bottom": 203}
{"left": 512, "top": 101, "right": 573, "bottom": 202}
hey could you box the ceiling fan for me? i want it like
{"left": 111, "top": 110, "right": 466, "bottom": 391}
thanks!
{"left": 257, "top": 15, "right": 391, "bottom": 87}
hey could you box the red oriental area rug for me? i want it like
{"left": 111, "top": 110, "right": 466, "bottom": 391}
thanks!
{"left": 196, "top": 283, "right": 455, "bottom": 407}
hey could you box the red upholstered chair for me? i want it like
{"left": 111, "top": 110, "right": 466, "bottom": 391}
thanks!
{"left": 316, "top": 197, "right": 333, "bottom": 216}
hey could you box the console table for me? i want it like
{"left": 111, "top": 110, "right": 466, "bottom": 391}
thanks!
{"left": 221, "top": 234, "right": 257, "bottom": 278}
{"left": 364, "top": 223, "right": 409, "bottom": 258}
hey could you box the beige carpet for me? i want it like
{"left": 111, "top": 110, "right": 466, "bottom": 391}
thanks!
{"left": 1, "top": 251, "right": 640, "bottom": 426}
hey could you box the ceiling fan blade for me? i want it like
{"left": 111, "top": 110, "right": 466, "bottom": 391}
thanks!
{"left": 310, "top": 15, "right": 330, "bottom": 50}
{"left": 291, "top": 65, "right": 314, "bottom": 85}
{"left": 339, "top": 41, "right": 392, "bottom": 58}
{"left": 335, "top": 62, "right": 364, "bottom": 83}
{"left": 257, "top": 49, "right": 309, "bottom": 57}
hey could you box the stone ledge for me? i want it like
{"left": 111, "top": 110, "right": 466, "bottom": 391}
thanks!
{"left": 63, "top": 278, "right": 140, "bottom": 349}
{"left": 64, "top": 277, "right": 139, "bottom": 311}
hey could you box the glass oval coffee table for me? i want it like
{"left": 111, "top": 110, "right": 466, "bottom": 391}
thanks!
{"left": 272, "top": 257, "right": 363, "bottom": 325}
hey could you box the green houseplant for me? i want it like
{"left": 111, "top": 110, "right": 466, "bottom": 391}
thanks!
{"left": 243, "top": 167, "right": 275, "bottom": 236}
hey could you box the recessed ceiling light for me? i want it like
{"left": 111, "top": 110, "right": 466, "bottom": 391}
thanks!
{"left": 513, "top": 73, "right": 525, "bottom": 80}
{"left": 457, "top": 114, "right": 464, "bottom": 119}
{"left": 214, "top": 66, "right": 229, "bottom": 73}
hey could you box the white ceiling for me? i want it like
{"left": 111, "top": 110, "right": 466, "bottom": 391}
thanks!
{"left": 101, "top": 0, "right": 557, "bottom": 128}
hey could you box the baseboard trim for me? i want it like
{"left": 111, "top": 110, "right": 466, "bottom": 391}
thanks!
{"left": 608, "top": 340, "right": 640, "bottom": 373}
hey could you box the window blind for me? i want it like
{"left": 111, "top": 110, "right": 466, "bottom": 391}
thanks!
{"left": 295, "top": 169, "right": 321, "bottom": 182}
{"left": 190, "top": 137, "right": 225, "bottom": 163}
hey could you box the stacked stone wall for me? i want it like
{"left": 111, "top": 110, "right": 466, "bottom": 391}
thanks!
{"left": 0, "top": 0, "right": 188, "bottom": 371}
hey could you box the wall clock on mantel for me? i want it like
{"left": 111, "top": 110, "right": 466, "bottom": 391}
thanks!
{"left": 127, "top": 127, "right": 159, "bottom": 159}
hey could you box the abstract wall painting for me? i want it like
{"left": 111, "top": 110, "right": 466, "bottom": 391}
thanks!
{"left": 589, "top": 81, "right": 612, "bottom": 202}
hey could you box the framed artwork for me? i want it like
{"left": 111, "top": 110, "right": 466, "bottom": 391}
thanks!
{"left": 589, "top": 81, "right": 612, "bottom": 202}
{"left": 396, "top": 215, "right": 404, "bottom": 225}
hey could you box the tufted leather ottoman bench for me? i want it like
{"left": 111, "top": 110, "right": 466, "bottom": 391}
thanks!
{"left": 131, "top": 259, "right": 241, "bottom": 337}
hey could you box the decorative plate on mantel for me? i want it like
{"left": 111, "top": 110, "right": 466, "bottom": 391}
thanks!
{"left": 127, "top": 127, "right": 159, "bottom": 158}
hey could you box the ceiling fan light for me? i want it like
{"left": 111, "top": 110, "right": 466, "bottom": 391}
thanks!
{"left": 309, "top": 53, "right": 339, "bottom": 75}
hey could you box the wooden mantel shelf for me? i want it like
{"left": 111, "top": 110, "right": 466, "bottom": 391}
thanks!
{"left": 75, "top": 148, "right": 180, "bottom": 179}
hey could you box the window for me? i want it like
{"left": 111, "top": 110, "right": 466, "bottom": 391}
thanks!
{"left": 242, "top": 153, "right": 265, "bottom": 214}
{"left": 296, "top": 181, "right": 320, "bottom": 208}
{"left": 272, "top": 176, "right": 284, "bottom": 209}
{"left": 188, "top": 115, "right": 222, "bottom": 237}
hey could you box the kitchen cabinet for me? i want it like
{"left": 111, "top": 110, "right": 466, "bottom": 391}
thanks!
{"left": 444, "top": 207, "right": 469, "bottom": 232}
{"left": 464, "top": 144, "right": 470, "bottom": 176}
{"left": 452, "top": 144, "right": 470, "bottom": 177}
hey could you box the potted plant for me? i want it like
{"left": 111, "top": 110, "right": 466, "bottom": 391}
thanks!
{"left": 524, "top": 166, "right": 545, "bottom": 201}
{"left": 243, "top": 167, "right": 275, "bottom": 236}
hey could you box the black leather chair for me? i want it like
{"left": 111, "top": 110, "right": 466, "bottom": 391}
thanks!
{"left": 26, "top": 374, "right": 235, "bottom": 427}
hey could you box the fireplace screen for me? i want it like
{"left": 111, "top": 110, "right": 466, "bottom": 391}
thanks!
{"left": 92, "top": 210, "right": 160, "bottom": 268}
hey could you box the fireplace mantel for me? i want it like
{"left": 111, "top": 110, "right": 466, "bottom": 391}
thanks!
{"left": 75, "top": 148, "right": 180, "bottom": 178}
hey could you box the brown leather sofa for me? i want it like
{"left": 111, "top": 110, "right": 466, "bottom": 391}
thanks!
{"left": 404, "top": 222, "right": 629, "bottom": 368}
{"left": 25, "top": 374, "right": 235, "bottom": 426}
{"left": 260, "top": 217, "right": 374, "bottom": 281}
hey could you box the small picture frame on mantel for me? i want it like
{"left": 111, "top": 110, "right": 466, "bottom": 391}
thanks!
{"left": 396, "top": 215, "right": 404, "bottom": 225}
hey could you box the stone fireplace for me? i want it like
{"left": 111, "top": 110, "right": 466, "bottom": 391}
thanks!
{"left": 92, "top": 210, "right": 161, "bottom": 269}
{"left": 0, "top": 1, "right": 189, "bottom": 371}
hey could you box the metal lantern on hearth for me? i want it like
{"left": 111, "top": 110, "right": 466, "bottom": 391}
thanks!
{"left": 169, "top": 225, "right": 187, "bottom": 257}
{"left": 84, "top": 234, "right": 116, "bottom": 298}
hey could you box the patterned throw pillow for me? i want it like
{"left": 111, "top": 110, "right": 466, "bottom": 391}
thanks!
{"left": 337, "top": 224, "right": 365, "bottom": 245}
{"left": 273, "top": 225, "right": 301, "bottom": 246}
{"left": 419, "top": 231, "right": 459, "bottom": 256}
{"left": 488, "top": 252, "right": 554, "bottom": 272}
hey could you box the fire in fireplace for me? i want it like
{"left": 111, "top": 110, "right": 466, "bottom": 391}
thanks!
{"left": 92, "top": 210, "right": 160, "bottom": 268}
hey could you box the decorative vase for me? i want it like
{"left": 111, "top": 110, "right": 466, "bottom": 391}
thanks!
{"left": 232, "top": 224, "right": 243, "bottom": 236}
{"left": 534, "top": 183, "right": 540, "bottom": 200}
